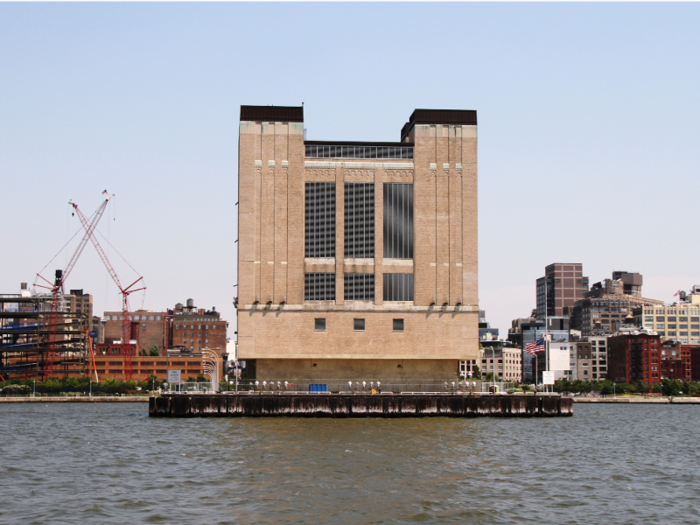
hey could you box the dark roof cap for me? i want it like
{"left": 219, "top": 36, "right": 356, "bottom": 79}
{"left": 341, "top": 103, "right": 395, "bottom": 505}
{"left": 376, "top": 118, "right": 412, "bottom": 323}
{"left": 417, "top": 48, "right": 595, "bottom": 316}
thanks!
{"left": 240, "top": 105, "right": 304, "bottom": 123}
{"left": 401, "top": 108, "right": 477, "bottom": 141}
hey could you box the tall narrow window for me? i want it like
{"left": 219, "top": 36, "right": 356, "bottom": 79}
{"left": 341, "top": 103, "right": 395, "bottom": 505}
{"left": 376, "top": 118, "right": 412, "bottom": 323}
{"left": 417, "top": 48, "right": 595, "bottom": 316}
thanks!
{"left": 383, "top": 273, "right": 414, "bottom": 302}
{"left": 344, "top": 183, "right": 374, "bottom": 258}
{"left": 383, "top": 183, "right": 413, "bottom": 259}
{"left": 305, "top": 182, "right": 336, "bottom": 257}
{"left": 305, "top": 273, "right": 335, "bottom": 301}
{"left": 344, "top": 273, "right": 375, "bottom": 302}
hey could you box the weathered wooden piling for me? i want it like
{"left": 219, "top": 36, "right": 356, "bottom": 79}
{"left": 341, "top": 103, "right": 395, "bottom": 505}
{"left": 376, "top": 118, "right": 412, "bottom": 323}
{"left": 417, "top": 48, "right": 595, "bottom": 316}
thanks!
{"left": 149, "top": 394, "right": 572, "bottom": 418}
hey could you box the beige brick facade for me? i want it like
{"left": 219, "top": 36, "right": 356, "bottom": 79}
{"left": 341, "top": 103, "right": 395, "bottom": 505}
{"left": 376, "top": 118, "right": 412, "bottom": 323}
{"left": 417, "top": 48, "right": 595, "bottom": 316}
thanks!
{"left": 237, "top": 107, "right": 479, "bottom": 382}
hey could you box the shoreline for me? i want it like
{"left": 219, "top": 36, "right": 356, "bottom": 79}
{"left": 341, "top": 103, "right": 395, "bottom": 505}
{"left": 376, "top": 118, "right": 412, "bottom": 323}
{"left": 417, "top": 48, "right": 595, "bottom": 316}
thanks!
{"left": 573, "top": 396, "right": 700, "bottom": 404}
{"left": 0, "top": 396, "right": 150, "bottom": 403}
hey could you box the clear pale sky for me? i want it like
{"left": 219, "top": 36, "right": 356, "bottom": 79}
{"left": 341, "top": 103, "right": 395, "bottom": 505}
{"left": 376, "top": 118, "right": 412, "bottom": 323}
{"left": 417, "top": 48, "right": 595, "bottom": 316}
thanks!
{"left": 2, "top": 3, "right": 699, "bottom": 337}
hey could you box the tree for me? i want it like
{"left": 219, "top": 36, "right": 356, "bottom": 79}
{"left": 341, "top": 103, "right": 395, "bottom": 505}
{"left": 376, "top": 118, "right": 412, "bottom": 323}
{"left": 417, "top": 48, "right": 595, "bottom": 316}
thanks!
{"left": 148, "top": 346, "right": 159, "bottom": 356}
{"left": 661, "top": 378, "right": 684, "bottom": 397}
{"left": 472, "top": 365, "right": 482, "bottom": 380}
{"left": 599, "top": 380, "right": 615, "bottom": 396}
{"left": 139, "top": 374, "right": 161, "bottom": 391}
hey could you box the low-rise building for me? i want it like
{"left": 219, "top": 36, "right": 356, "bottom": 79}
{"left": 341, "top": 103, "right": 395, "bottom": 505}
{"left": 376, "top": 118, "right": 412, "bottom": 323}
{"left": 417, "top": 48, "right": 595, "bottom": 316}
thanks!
{"left": 103, "top": 310, "right": 168, "bottom": 354}
{"left": 571, "top": 336, "right": 608, "bottom": 381}
{"left": 533, "top": 340, "right": 572, "bottom": 383}
{"left": 460, "top": 342, "right": 522, "bottom": 383}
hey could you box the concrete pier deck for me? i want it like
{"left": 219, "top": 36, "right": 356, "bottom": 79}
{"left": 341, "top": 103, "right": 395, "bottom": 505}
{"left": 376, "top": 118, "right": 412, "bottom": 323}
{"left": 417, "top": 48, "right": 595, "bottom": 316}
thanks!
{"left": 149, "top": 393, "right": 572, "bottom": 418}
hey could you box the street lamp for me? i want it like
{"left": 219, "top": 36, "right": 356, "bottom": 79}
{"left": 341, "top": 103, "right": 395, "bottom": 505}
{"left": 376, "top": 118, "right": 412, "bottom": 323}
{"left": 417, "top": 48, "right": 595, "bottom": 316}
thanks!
{"left": 89, "top": 378, "right": 92, "bottom": 397}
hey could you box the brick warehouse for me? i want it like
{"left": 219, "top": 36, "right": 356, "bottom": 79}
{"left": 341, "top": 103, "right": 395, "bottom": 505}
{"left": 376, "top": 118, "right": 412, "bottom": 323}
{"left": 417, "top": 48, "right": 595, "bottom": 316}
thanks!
{"left": 236, "top": 106, "right": 479, "bottom": 382}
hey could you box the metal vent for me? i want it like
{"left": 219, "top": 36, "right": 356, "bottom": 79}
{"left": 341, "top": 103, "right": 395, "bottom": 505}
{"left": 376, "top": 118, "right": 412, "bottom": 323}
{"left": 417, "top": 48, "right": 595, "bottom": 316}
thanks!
{"left": 305, "top": 182, "right": 336, "bottom": 258}
{"left": 383, "top": 273, "right": 414, "bottom": 302}
{"left": 383, "top": 183, "right": 414, "bottom": 259}
{"left": 344, "top": 273, "right": 375, "bottom": 302}
{"left": 305, "top": 273, "right": 336, "bottom": 301}
{"left": 344, "top": 183, "right": 375, "bottom": 258}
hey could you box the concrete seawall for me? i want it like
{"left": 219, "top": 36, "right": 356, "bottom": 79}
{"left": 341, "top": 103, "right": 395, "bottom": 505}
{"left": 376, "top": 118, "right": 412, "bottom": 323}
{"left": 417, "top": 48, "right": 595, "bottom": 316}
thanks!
{"left": 149, "top": 394, "right": 572, "bottom": 418}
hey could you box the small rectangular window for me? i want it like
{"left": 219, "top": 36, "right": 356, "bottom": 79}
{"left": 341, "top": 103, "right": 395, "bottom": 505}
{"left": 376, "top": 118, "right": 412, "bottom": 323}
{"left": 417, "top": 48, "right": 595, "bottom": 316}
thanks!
{"left": 315, "top": 318, "right": 326, "bottom": 331}
{"left": 354, "top": 318, "right": 365, "bottom": 331}
{"left": 393, "top": 319, "right": 404, "bottom": 331}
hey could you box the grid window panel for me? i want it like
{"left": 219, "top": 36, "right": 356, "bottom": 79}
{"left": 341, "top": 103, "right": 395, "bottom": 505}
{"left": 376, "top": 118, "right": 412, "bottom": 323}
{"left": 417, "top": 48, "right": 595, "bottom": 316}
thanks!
{"left": 305, "top": 182, "right": 336, "bottom": 258}
{"left": 344, "top": 183, "right": 375, "bottom": 258}
{"left": 383, "top": 183, "right": 414, "bottom": 259}
{"left": 344, "top": 273, "right": 375, "bottom": 302}
{"left": 305, "top": 273, "right": 336, "bottom": 301}
{"left": 306, "top": 145, "right": 413, "bottom": 160}
{"left": 383, "top": 273, "right": 414, "bottom": 302}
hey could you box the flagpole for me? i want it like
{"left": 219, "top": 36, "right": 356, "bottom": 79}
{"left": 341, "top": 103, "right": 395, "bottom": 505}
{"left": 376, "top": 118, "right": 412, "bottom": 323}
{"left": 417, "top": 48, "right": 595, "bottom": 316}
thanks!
{"left": 545, "top": 295, "right": 549, "bottom": 393}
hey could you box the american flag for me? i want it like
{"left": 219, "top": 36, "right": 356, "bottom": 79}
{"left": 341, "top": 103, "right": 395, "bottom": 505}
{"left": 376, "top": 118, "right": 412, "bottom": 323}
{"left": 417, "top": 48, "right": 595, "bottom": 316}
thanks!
{"left": 525, "top": 338, "right": 545, "bottom": 354}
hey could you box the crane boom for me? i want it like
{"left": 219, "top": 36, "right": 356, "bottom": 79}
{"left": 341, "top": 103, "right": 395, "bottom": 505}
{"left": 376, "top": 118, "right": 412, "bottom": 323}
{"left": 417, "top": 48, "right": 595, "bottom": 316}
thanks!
{"left": 36, "top": 196, "right": 112, "bottom": 379}
{"left": 71, "top": 198, "right": 145, "bottom": 380}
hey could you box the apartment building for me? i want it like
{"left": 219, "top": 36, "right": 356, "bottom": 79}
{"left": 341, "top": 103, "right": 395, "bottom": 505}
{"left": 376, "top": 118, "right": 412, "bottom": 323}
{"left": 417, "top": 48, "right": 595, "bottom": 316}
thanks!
{"left": 237, "top": 105, "right": 479, "bottom": 381}
{"left": 608, "top": 331, "right": 661, "bottom": 384}
{"left": 571, "top": 336, "right": 608, "bottom": 381}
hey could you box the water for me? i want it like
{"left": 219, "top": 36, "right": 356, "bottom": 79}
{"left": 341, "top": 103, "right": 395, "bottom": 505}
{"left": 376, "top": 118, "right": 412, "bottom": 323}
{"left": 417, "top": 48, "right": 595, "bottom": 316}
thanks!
{"left": 1, "top": 403, "right": 699, "bottom": 524}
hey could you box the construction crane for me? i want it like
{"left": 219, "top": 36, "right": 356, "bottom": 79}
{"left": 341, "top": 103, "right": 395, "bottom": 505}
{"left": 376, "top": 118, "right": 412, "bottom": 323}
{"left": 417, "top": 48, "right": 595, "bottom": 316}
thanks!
{"left": 70, "top": 198, "right": 145, "bottom": 380}
{"left": 35, "top": 196, "right": 112, "bottom": 379}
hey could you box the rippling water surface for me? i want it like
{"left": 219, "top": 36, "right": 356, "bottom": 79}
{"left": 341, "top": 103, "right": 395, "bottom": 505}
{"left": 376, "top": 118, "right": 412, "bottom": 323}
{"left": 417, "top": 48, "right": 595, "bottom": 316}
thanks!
{"left": 1, "top": 402, "right": 699, "bottom": 524}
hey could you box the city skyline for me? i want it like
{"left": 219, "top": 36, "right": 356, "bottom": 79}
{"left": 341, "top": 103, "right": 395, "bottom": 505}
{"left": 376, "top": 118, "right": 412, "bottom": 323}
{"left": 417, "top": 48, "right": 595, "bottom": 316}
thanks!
{"left": 2, "top": 3, "right": 699, "bottom": 337}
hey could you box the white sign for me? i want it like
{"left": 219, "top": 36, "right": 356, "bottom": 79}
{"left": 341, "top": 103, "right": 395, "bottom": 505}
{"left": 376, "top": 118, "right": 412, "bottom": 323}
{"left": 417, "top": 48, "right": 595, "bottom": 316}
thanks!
{"left": 167, "top": 370, "right": 182, "bottom": 384}
{"left": 542, "top": 371, "right": 555, "bottom": 385}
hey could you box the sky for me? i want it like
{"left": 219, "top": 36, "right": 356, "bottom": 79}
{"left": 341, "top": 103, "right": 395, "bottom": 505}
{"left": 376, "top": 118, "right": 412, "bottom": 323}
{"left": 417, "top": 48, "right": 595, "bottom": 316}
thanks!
{"left": 2, "top": 3, "right": 699, "bottom": 337}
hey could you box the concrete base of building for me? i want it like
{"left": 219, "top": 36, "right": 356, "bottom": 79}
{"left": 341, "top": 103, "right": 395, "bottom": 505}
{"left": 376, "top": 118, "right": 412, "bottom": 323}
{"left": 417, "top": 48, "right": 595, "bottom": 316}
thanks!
{"left": 252, "top": 358, "right": 460, "bottom": 382}
{"left": 150, "top": 393, "right": 573, "bottom": 418}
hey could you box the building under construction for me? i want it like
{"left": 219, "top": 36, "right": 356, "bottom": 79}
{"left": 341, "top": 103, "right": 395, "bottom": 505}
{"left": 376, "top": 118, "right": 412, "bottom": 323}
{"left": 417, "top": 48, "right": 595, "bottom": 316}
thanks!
{"left": 0, "top": 282, "right": 93, "bottom": 380}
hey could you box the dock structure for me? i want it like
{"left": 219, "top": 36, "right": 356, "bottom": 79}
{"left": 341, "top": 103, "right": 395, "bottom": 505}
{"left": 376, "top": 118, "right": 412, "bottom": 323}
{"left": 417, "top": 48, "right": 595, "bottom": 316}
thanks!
{"left": 149, "top": 394, "right": 572, "bottom": 418}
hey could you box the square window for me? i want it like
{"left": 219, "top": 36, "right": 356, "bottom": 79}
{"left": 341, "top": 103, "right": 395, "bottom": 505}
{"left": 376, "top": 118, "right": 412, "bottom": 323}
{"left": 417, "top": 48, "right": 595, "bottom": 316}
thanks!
{"left": 315, "top": 318, "right": 326, "bottom": 331}
{"left": 354, "top": 318, "right": 365, "bottom": 331}
{"left": 393, "top": 319, "right": 404, "bottom": 331}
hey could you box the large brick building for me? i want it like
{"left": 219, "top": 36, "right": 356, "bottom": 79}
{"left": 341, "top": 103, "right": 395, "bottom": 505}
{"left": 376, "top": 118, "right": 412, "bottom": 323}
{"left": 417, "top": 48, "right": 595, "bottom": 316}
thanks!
{"left": 608, "top": 331, "right": 661, "bottom": 384}
{"left": 170, "top": 303, "right": 227, "bottom": 354}
{"left": 103, "top": 310, "right": 168, "bottom": 354}
{"left": 236, "top": 106, "right": 479, "bottom": 382}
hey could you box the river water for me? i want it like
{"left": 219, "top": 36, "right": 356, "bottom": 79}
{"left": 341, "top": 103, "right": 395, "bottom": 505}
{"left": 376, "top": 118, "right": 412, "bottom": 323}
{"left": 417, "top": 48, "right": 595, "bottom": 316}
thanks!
{"left": 1, "top": 402, "right": 699, "bottom": 524}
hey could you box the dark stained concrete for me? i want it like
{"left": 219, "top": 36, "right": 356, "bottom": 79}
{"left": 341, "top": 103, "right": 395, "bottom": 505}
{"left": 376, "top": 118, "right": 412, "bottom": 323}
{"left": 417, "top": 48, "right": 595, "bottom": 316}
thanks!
{"left": 149, "top": 394, "right": 572, "bottom": 418}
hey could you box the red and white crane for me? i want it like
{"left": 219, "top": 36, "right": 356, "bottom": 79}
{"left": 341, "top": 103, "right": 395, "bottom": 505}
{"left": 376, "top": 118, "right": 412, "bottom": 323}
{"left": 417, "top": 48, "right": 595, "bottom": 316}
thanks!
{"left": 70, "top": 197, "right": 145, "bottom": 380}
{"left": 35, "top": 196, "right": 112, "bottom": 378}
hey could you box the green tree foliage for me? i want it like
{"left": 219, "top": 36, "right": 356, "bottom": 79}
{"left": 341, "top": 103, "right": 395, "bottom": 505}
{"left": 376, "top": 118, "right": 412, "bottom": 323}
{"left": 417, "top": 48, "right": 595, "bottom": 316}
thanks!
{"left": 471, "top": 365, "right": 482, "bottom": 380}
{"left": 148, "top": 346, "right": 160, "bottom": 356}
{"left": 661, "top": 378, "right": 684, "bottom": 397}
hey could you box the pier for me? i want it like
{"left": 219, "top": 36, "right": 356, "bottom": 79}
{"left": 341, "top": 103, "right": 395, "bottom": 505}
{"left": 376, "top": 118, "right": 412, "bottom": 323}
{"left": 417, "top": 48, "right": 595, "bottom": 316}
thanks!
{"left": 149, "top": 393, "right": 572, "bottom": 418}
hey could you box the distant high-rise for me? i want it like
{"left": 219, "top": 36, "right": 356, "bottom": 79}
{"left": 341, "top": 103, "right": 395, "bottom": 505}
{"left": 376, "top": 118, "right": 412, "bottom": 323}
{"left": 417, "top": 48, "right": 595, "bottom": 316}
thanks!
{"left": 536, "top": 263, "right": 588, "bottom": 319}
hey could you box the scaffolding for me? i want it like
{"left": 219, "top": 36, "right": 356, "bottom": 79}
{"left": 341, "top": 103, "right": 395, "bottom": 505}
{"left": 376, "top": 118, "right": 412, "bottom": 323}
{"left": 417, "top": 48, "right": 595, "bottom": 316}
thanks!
{"left": 0, "top": 293, "right": 90, "bottom": 380}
